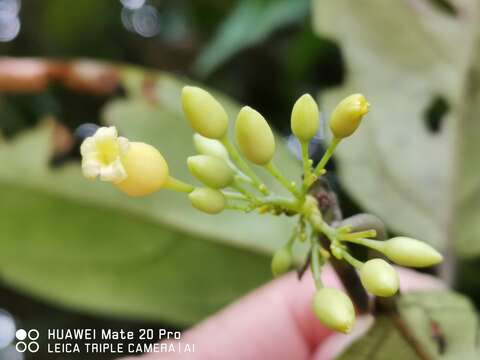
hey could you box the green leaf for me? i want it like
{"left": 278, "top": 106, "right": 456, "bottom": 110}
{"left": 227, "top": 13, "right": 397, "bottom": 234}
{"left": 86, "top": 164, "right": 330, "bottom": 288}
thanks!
{"left": 0, "top": 68, "right": 301, "bottom": 325}
{"left": 313, "top": 0, "right": 480, "bottom": 256}
{"left": 195, "top": 0, "right": 310, "bottom": 77}
{"left": 339, "top": 316, "right": 419, "bottom": 360}
{"left": 339, "top": 291, "right": 479, "bottom": 359}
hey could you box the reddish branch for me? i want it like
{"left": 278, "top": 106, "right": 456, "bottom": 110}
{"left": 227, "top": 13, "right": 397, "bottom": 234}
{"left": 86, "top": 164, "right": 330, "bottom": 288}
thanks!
{"left": 0, "top": 57, "right": 120, "bottom": 95}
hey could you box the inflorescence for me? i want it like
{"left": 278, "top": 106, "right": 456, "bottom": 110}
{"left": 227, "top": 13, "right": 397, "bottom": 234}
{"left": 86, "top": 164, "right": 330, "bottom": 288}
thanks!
{"left": 77, "top": 86, "right": 443, "bottom": 334}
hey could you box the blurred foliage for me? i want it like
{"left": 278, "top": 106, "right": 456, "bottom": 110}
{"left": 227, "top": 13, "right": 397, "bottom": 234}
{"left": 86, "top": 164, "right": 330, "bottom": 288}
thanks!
{"left": 339, "top": 291, "right": 479, "bottom": 359}
{"left": 0, "top": 0, "right": 342, "bottom": 133}
{"left": 194, "top": 0, "right": 310, "bottom": 77}
{"left": 314, "top": 0, "right": 480, "bottom": 258}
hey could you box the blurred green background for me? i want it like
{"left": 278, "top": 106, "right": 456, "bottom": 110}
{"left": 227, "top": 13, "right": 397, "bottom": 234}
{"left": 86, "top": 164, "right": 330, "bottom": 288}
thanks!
{"left": 1, "top": 0, "right": 479, "bottom": 359}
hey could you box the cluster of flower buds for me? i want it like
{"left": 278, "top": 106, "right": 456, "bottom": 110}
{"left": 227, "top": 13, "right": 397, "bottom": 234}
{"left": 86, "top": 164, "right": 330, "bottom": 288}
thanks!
{"left": 77, "top": 85, "right": 442, "bottom": 334}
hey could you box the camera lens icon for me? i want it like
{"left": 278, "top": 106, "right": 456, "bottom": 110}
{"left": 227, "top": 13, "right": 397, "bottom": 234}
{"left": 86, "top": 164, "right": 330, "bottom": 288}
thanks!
{"left": 15, "top": 329, "right": 39, "bottom": 353}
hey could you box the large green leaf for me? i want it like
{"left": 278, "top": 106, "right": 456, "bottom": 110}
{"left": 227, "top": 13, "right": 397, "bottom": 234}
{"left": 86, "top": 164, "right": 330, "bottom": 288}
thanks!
{"left": 339, "top": 291, "right": 479, "bottom": 359}
{"left": 194, "top": 0, "right": 310, "bottom": 77}
{"left": 313, "top": 0, "right": 480, "bottom": 256}
{"left": 0, "top": 68, "right": 301, "bottom": 325}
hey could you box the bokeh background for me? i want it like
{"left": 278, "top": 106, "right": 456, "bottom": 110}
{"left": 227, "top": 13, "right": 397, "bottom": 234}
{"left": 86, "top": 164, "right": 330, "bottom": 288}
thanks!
{"left": 1, "top": 0, "right": 479, "bottom": 359}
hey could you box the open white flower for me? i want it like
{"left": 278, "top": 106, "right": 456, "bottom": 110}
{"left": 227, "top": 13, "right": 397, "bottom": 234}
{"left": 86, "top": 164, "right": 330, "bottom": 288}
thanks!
{"left": 80, "top": 126, "right": 130, "bottom": 183}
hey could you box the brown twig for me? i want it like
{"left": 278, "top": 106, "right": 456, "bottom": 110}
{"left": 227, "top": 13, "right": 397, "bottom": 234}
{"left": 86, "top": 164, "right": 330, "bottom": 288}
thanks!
{"left": 375, "top": 297, "right": 433, "bottom": 360}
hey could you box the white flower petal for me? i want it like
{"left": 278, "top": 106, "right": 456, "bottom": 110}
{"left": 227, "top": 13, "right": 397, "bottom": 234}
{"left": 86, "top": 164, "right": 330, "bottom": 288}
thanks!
{"left": 82, "top": 158, "right": 101, "bottom": 179}
{"left": 94, "top": 126, "right": 117, "bottom": 142}
{"left": 118, "top": 136, "right": 130, "bottom": 154}
{"left": 80, "top": 137, "right": 96, "bottom": 156}
{"left": 79, "top": 125, "right": 131, "bottom": 184}
{"left": 100, "top": 159, "right": 127, "bottom": 183}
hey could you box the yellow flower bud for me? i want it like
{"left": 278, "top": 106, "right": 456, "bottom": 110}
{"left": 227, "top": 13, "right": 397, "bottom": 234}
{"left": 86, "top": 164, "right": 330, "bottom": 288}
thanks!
{"left": 360, "top": 259, "right": 399, "bottom": 297}
{"left": 235, "top": 106, "right": 275, "bottom": 165}
{"left": 313, "top": 288, "right": 355, "bottom": 333}
{"left": 381, "top": 237, "right": 443, "bottom": 268}
{"left": 291, "top": 94, "right": 319, "bottom": 142}
{"left": 115, "top": 142, "right": 169, "bottom": 197}
{"left": 271, "top": 247, "right": 293, "bottom": 277}
{"left": 188, "top": 187, "right": 226, "bottom": 214}
{"left": 329, "top": 94, "right": 369, "bottom": 138}
{"left": 187, "top": 155, "right": 233, "bottom": 189}
{"left": 181, "top": 86, "right": 229, "bottom": 139}
{"left": 193, "top": 133, "right": 229, "bottom": 161}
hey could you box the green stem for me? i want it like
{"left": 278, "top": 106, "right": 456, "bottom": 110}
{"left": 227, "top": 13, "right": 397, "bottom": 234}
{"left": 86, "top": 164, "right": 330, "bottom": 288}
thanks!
{"left": 221, "top": 137, "right": 269, "bottom": 195}
{"left": 233, "top": 171, "right": 255, "bottom": 186}
{"left": 231, "top": 179, "right": 258, "bottom": 203}
{"left": 227, "top": 160, "right": 256, "bottom": 186}
{"left": 164, "top": 177, "right": 194, "bottom": 193}
{"left": 314, "top": 217, "right": 337, "bottom": 241}
{"left": 226, "top": 203, "right": 251, "bottom": 212}
{"left": 258, "top": 195, "right": 300, "bottom": 212}
{"left": 339, "top": 229, "right": 377, "bottom": 241}
{"left": 340, "top": 237, "right": 386, "bottom": 253}
{"left": 265, "top": 161, "right": 301, "bottom": 198}
{"left": 313, "top": 137, "right": 341, "bottom": 176}
{"left": 301, "top": 141, "right": 313, "bottom": 192}
{"left": 223, "top": 191, "right": 249, "bottom": 201}
{"left": 342, "top": 250, "right": 363, "bottom": 269}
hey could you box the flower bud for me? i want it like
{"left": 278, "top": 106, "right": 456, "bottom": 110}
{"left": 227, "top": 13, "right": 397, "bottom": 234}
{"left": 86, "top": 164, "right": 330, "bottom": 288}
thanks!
{"left": 381, "top": 237, "right": 443, "bottom": 268}
{"left": 235, "top": 106, "right": 275, "bottom": 165}
{"left": 187, "top": 155, "right": 233, "bottom": 189}
{"left": 329, "top": 94, "right": 369, "bottom": 138}
{"left": 181, "top": 86, "right": 228, "bottom": 139}
{"left": 115, "top": 142, "right": 170, "bottom": 197}
{"left": 360, "top": 259, "right": 399, "bottom": 297}
{"left": 188, "top": 187, "right": 225, "bottom": 214}
{"left": 271, "top": 247, "right": 293, "bottom": 277}
{"left": 313, "top": 288, "right": 355, "bottom": 333}
{"left": 291, "top": 94, "right": 319, "bottom": 142}
{"left": 193, "top": 133, "right": 229, "bottom": 161}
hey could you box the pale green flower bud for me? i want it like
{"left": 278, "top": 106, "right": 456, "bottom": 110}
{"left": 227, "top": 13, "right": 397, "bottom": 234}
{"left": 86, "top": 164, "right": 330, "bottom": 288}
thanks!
{"left": 187, "top": 155, "right": 233, "bottom": 189}
{"left": 193, "top": 133, "right": 229, "bottom": 161}
{"left": 181, "top": 86, "right": 228, "bottom": 139}
{"left": 381, "top": 237, "right": 443, "bottom": 268}
{"left": 313, "top": 288, "right": 355, "bottom": 333}
{"left": 188, "top": 187, "right": 225, "bottom": 214}
{"left": 360, "top": 259, "right": 399, "bottom": 297}
{"left": 235, "top": 106, "right": 275, "bottom": 165}
{"left": 329, "top": 94, "right": 369, "bottom": 138}
{"left": 271, "top": 247, "right": 293, "bottom": 277}
{"left": 115, "top": 142, "right": 170, "bottom": 197}
{"left": 291, "top": 94, "right": 319, "bottom": 142}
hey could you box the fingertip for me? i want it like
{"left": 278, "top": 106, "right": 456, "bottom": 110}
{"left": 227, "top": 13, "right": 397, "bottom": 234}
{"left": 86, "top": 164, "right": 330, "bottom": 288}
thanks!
{"left": 396, "top": 266, "right": 445, "bottom": 292}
